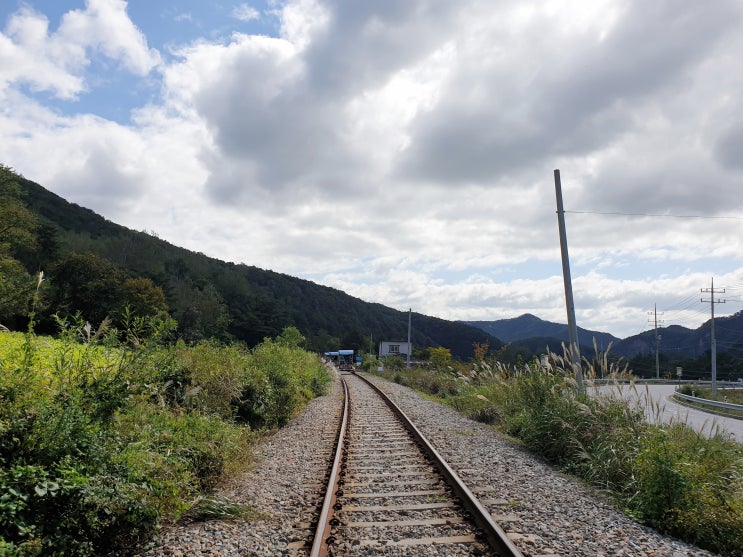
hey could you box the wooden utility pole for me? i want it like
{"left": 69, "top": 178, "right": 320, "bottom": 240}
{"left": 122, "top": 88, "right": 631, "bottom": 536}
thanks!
{"left": 406, "top": 308, "right": 412, "bottom": 367}
{"left": 553, "top": 169, "right": 583, "bottom": 392}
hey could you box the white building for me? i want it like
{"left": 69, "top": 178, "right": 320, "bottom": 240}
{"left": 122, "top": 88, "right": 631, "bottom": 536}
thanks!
{"left": 378, "top": 341, "right": 412, "bottom": 358}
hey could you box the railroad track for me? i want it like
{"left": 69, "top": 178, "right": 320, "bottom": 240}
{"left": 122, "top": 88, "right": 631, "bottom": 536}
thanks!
{"left": 308, "top": 371, "right": 522, "bottom": 557}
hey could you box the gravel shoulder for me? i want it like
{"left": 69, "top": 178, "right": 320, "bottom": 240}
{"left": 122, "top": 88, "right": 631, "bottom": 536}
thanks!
{"left": 140, "top": 371, "right": 716, "bottom": 557}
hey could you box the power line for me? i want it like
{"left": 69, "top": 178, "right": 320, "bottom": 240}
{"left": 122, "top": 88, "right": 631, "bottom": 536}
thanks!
{"left": 565, "top": 210, "right": 743, "bottom": 220}
{"left": 716, "top": 340, "right": 743, "bottom": 349}
{"left": 659, "top": 298, "right": 708, "bottom": 331}
{"left": 662, "top": 295, "right": 702, "bottom": 314}
{"left": 716, "top": 324, "right": 743, "bottom": 334}
{"left": 663, "top": 308, "right": 709, "bottom": 325}
{"left": 631, "top": 321, "right": 649, "bottom": 336}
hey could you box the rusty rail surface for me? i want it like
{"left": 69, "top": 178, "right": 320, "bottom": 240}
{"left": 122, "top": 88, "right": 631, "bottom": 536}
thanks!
{"left": 354, "top": 372, "right": 522, "bottom": 557}
{"left": 309, "top": 375, "right": 349, "bottom": 557}
{"left": 309, "top": 370, "right": 522, "bottom": 556}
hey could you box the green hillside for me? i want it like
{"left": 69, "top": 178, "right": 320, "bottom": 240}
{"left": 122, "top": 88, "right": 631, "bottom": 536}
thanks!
{"left": 1, "top": 166, "right": 500, "bottom": 359}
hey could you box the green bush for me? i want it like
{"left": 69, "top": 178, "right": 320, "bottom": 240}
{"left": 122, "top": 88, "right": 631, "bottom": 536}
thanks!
{"left": 0, "top": 318, "right": 329, "bottom": 555}
{"left": 376, "top": 365, "right": 462, "bottom": 398}
{"left": 447, "top": 389, "right": 501, "bottom": 424}
{"left": 630, "top": 425, "right": 743, "bottom": 555}
{"left": 173, "top": 341, "right": 251, "bottom": 419}
{"left": 480, "top": 368, "right": 597, "bottom": 466}
{"left": 0, "top": 457, "right": 158, "bottom": 556}
{"left": 112, "top": 401, "right": 245, "bottom": 513}
{"left": 236, "top": 339, "right": 329, "bottom": 428}
{"left": 385, "top": 353, "right": 743, "bottom": 556}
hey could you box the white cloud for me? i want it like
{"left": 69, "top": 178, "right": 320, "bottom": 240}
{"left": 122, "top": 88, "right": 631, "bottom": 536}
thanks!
{"left": 2, "top": 0, "right": 743, "bottom": 339}
{"left": 0, "top": 0, "right": 159, "bottom": 99}
{"left": 278, "top": 0, "right": 329, "bottom": 50}
{"left": 59, "top": 0, "right": 161, "bottom": 75}
{"left": 0, "top": 5, "right": 85, "bottom": 98}
{"left": 233, "top": 4, "right": 260, "bottom": 22}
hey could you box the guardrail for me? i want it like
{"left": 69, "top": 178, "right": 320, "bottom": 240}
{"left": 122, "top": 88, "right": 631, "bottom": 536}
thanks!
{"left": 589, "top": 379, "right": 743, "bottom": 386}
{"left": 673, "top": 390, "right": 743, "bottom": 413}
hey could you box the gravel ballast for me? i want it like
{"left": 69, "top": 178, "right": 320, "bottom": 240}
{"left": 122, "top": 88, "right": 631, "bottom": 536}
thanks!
{"left": 140, "top": 371, "right": 716, "bottom": 556}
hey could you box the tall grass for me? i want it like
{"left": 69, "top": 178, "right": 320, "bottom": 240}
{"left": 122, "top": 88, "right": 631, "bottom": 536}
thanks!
{"left": 0, "top": 313, "right": 330, "bottom": 556}
{"left": 374, "top": 347, "right": 743, "bottom": 556}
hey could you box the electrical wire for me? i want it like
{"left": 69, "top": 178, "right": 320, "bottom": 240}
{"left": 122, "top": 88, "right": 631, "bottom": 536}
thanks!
{"left": 564, "top": 210, "right": 743, "bottom": 340}
{"left": 565, "top": 210, "right": 743, "bottom": 220}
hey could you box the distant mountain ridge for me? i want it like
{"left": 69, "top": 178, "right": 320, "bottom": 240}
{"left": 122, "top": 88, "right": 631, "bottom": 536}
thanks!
{"left": 467, "top": 313, "right": 619, "bottom": 349}
{"left": 611, "top": 315, "right": 743, "bottom": 359}
{"left": 468, "top": 312, "right": 743, "bottom": 359}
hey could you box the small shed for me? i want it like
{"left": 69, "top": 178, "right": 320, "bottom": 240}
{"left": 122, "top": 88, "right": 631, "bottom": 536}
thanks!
{"left": 378, "top": 341, "right": 411, "bottom": 358}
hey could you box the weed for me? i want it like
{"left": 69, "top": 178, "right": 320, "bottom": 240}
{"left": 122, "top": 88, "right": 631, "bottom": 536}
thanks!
{"left": 385, "top": 349, "right": 743, "bottom": 556}
{"left": 180, "top": 494, "right": 264, "bottom": 522}
{"left": 0, "top": 316, "right": 327, "bottom": 555}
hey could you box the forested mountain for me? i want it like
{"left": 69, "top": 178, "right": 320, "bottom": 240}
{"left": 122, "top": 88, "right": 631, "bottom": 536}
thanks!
{"left": 468, "top": 313, "right": 619, "bottom": 353}
{"left": 0, "top": 167, "right": 499, "bottom": 359}
{"left": 612, "top": 314, "right": 743, "bottom": 359}
{"left": 468, "top": 310, "right": 743, "bottom": 379}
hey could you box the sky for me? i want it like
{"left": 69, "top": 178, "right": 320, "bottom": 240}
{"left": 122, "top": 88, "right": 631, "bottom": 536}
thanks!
{"left": 2, "top": 0, "right": 743, "bottom": 341}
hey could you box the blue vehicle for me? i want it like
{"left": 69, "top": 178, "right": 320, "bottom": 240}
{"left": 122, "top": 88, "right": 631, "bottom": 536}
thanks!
{"left": 324, "top": 349, "right": 355, "bottom": 371}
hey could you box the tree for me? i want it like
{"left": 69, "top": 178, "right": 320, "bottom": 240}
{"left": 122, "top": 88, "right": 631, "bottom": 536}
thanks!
{"left": 276, "top": 326, "right": 306, "bottom": 348}
{"left": 429, "top": 346, "right": 452, "bottom": 368}
{"left": 0, "top": 255, "right": 35, "bottom": 327}
{"left": 49, "top": 252, "right": 125, "bottom": 325}
{"left": 119, "top": 277, "right": 168, "bottom": 318}
{"left": 473, "top": 341, "right": 489, "bottom": 362}
{"left": 0, "top": 165, "right": 37, "bottom": 256}
{"left": 45, "top": 251, "right": 173, "bottom": 332}
{"left": 306, "top": 330, "right": 341, "bottom": 353}
{"left": 12, "top": 222, "right": 62, "bottom": 273}
{"left": 35, "top": 223, "right": 62, "bottom": 269}
{"left": 169, "top": 278, "right": 230, "bottom": 342}
{"left": 340, "top": 330, "right": 367, "bottom": 353}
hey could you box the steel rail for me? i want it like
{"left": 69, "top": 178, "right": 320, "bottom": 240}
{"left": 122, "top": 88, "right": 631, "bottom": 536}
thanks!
{"left": 309, "top": 375, "right": 349, "bottom": 557}
{"left": 353, "top": 371, "right": 523, "bottom": 557}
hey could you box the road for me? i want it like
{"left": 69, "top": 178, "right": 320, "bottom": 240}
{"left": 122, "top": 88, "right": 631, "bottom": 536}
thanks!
{"left": 589, "top": 382, "right": 743, "bottom": 443}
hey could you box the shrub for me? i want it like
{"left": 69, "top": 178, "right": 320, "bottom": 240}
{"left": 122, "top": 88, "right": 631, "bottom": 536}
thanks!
{"left": 173, "top": 341, "right": 251, "bottom": 419}
{"left": 448, "top": 389, "right": 501, "bottom": 424}
{"left": 0, "top": 317, "right": 329, "bottom": 555}
{"left": 376, "top": 364, "right": 463, "bottom": 398}
{"left": 236, "top": 339, "right": 329, "bottom": 428}
{"left": 385, "top": 351, "right": 743, "bottom": 556}
{"left": 630, "top": 425, "right": 743, "bottom": 555}
{"left": 0, "top": 458, "right": 158, "bottom": 556}
{"left": 112, "top": 401, "right": 246, "bottom": 512}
